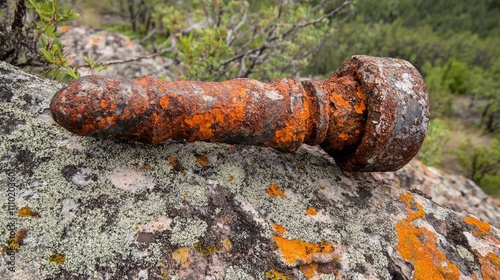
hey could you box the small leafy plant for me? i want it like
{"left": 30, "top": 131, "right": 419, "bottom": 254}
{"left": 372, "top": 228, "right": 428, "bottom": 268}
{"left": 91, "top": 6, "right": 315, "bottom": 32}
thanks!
{"left": 27, "top": 0, "right": 80, "bottom": 79}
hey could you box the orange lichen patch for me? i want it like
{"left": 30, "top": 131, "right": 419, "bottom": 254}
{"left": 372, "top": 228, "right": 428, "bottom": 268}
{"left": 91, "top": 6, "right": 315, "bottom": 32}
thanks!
{"left": 126, "top": 39, "right": 135, "bottom": 47}
{"left": 221, "top": 238, "right": 233, "bottom": 251}
{"left": 400, "top": 192, "right": 425, "bottom": 222}
{"left": 265, "top": 269, "right": 290, "bottom": 280}
{"left": 478, "top": 252, "right": 500, "bottom": 280}
{"left": 194, "top": 242, "right": 217, "bottom": 257}
{"left": 305, "top": 206, "right": 318, "bottom": 216}
{"left": 300, "top": 263, "right": 318, "bottom": 278}
{"left": 330, "top": 92, "right": 350, "bottom": 110}
{"left": 172, "top": 247, "right": 190, "bottom": 268}
{"left": 273, "top": 223, "right": 287, "bottom": 236}
{"left": 183, "top": 193, "right": 188, "bottom": 197}
{"left": 59, "top": 25, "right": 71, "bottom": 31}
{"left": 394, "top": 177, "right": 401, "bottom": 185}
{"left": 168, "top": 156, "right": 177, "bottom": 164}
{"left": 196, "top": 155, "right": 210, "bottom": 166}
{"left": 272, "top": 223, "right": 336, "bottom": 268}
{"left": 396, "top": 192, "right": 460, "bottom": 280}
{"left": 354, "top": 86, "right": 366, "bottom": 114}
{"left": 464, "top": 216, "right": 491, "bottom": 237}
{"left": 90, "top": 38, "right": 100, "bottom": 44}
{"left": 49, "top": 250, "right": 66, "bottom": 265}
{"left": 18, "top": 206, "right": 40, "bottom": 218}
{"left": 168, "top": 156, "right": 179, "bottom": 167}
{"left": 267, "top": 184, "right": 286, "bottom": 198}
{"left": 5, "top": 228, "right": 28, "bottom": 253}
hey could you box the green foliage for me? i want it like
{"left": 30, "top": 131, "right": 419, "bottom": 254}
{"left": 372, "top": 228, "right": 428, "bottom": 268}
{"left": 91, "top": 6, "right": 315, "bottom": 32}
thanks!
{"left": 456, "top": 139, "right": 500, "bottom": 189}
{"left": 442, "top": 59, "right": 468, "bottom": 94}
{"left": 26, "top": 0, "right": 80, "bottom": 80}
{"left": 103, "top": 0, "right": 350, "bottom": 81}
{"left": 417, "top": 119, "right": 450, "bottom": 166}
{"left": 481, "top": 175, "right": 500, "bottom": 198}
{"left": 0, "top": 0, "right": 102, "bottom": 80}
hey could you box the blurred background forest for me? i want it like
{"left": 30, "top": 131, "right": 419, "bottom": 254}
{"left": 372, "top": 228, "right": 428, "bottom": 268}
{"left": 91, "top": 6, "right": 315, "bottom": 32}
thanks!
{"left": 1, "top": 0, "right": 499, "bottom": 197}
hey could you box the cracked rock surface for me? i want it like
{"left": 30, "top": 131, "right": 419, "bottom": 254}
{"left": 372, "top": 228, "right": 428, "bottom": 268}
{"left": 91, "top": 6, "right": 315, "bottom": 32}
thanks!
{"left": 1, "top": 62, "right": 499, "bottom": 279}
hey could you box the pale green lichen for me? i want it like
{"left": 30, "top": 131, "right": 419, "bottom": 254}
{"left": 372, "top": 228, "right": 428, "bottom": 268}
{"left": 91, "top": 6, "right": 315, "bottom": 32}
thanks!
{"left": 224, "top": 266, "right": 254, "bottom": 280}
{"left": 319, "top": 273, "right": 336, "bottom": 280}
{"left": 169, "top": 217, "right": 208, "bottom": 246}
{"left": 457, "top": 245, "right": 477, "bottom": 268}
{"left": 0, "top": 91, "right": 174, "bottom": 277}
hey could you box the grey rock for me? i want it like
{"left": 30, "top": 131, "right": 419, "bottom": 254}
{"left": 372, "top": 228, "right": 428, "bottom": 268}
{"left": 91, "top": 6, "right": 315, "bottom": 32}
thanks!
{"left": 60, "top": 26, "right": 176, "bottom": 80}
{"left": 1, "top": 61, "right": 500, "bottom": 279}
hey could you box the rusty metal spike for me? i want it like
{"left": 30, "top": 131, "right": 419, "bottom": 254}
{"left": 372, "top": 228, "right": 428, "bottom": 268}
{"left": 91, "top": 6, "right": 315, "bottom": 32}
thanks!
{"left": 50, "top": 55, "right": 429, "bottom": 172}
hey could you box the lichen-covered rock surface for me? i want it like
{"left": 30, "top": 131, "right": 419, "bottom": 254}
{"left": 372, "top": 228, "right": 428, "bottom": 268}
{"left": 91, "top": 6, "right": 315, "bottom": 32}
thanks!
{"left": 1, "top": 62, "right": 499, "bottom": 279}
{"left": 391, "top": 160, "right": 500, "bottom": 229}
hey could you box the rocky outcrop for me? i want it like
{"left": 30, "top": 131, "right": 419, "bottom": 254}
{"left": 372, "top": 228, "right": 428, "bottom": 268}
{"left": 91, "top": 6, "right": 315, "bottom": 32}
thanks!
{"left": 60, "top": 26, "right": 176, "bottom": 79}
{"left": 1, "top": 62, "right": 499, "bottom": 279}
{"left": 391, "top": 160, "right": 500, "bottom": 229}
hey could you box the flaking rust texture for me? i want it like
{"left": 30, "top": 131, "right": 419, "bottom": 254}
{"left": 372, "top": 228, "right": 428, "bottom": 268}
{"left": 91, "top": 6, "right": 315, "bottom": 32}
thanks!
{"left": 0, "top": 60, "right": 499, "bottom": 280}
{"left": 50, "top": 55, "right": 429, "bottom": 172}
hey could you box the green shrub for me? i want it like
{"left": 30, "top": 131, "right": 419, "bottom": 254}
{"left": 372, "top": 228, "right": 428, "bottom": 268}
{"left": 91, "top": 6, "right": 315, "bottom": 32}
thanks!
{"left": 417, "top": 119, "right": 451, "bottom": 166}
{"left": 456, "top": 139, "right": 500, "bottom": 192}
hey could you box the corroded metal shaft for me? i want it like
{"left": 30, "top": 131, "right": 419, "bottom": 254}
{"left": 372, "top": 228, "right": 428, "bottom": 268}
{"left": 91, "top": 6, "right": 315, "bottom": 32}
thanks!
{"left": 50, "top": 55, "right": 430, "bottom": 172}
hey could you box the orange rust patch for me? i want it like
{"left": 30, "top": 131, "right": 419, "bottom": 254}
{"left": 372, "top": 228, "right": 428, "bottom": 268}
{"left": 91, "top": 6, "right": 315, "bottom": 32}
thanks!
{"left": 330, "top": 92, "right": 350, "bottom": 110}
{"left": 305, "top": 206, "right": 318, "bottom": 216}
{"left": 266, "top": 184, "right": 286, "bottom": 198}
{"left": 159, "top": 95, "right": 170, "bottom": 108}
{"left": 396, "top": 193, "right": 460, "bottom": 280}
{"left": 464, "top": 216, "right": 491, "bottom": 237}
{"left": 228, "top": 175, "right": 234, "bottom": 181}
{"left": 338, "top": 132, "right": 349, "bottom": 141}
{"left": 478, "top": 252, "right": 500, "bottom": 280}
{"left": 297, "top": 163, "right": 305, "bottom": 169}
{"left": 272, "top": 223, "right": 336, "bottom": 278}
{"left": 134, "top": 76, "right": 151, "bottom": 87}
{"left": 196, "top": 155, "right": 210, "bottom": 166}
{"left": 90, "top": 38, "right": 100, "bottom": 44}
{"left": 354, "top": 86, "right": 366, "bottom": 114}
{"left": 18, "top": 206, "right": 40, "bottom": 218}
{"left": 272, "top": 97, "right": 310, "bottom": 149}
{"left": 126, "top": 40, "right": 135, "bottom": 47}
